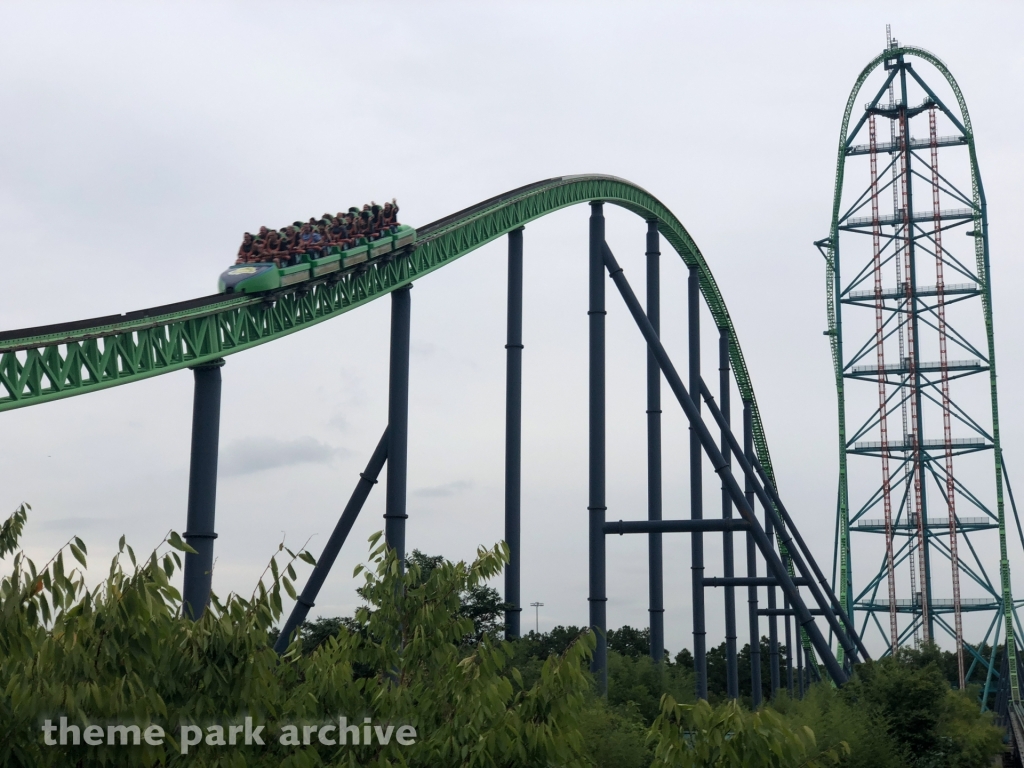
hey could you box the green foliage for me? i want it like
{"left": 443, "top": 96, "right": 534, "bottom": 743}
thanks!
{"left": 509, "top": 626, "right": 690, "bottom": 767}
{"left": 0, "top": 508, "right": 597, "bottom": 767}
{"left": 934, "top": 685, "right": 1007, "bottom": 768}
{"left": 649, "top": 696, "right": 848, "bottom": 768}
{"left": 773, "top": 683, "right": 902, "bottom": 768}
{"left": 289, "top": 615, "right": 361, "bottom": 656}
{"left": 405, "top": 549, "right": 508, "bottom": 644}
{"left": 847, "top": 650, "right": 948, "bottom": 757}
{"left": 514, "top": 624, "right": 590, "bottom": 661}
{"left": 775, "top": 646, "right": 1005, "bottom": 768}
{"left": 677, "top": 635, "right": 792, "bottom": 707}
{"left": 607, "top": 650, "right": 695, "bottom": 725}
{"left": 607, "top": 624, "right": 659, "bottom": 659}
{"left": 578, "top": 695, "right": 653, "bottom": 768}
{"left": 839, "top": 648, "right": 1004, "bottom": 768}
{"left": 0, "top": 502, "right": 28, "bottom": 558}
{"left": 2, "top": 502, "right": 1004, "bottom": 768}
{"left": 287, "top": 548, "right": 507, "bottom": 657}
{"left": 511, "top": 625, "right": 694, "bottom": 725}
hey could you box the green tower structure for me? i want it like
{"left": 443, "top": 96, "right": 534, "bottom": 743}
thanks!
{"left": 818, "top": 36, "right": 1022, "bottom": 705}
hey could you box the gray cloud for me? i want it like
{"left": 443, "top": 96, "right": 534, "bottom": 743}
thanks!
{"left": 414, "top": 480, "right": 473, "bottom": 498}
{"left": 220, "top": 436, "right": 345, "bottom": 477}
{"left": 327, "top": 413, "right": 351, "bottom": 433}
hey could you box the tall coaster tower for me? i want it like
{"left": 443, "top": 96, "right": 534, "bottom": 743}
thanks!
{"left": 817, "top": 31, "right": 1020, "bottom": 703}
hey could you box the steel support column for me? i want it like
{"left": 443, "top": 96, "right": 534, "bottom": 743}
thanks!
{"left": 647, "top": 221, "right": 665, "bottom": 663}
{"left": 720, "top": 328, "right": 738, "bottom": 699}
{"left": 505, "top": 227, "right": 524, "bottom": 640}
{"left": 385, "top": 285, "right": 411, "bottom": 564}
{"left": 182, "top": 358, "right": 224, "bottom": 621}
{"left": 785, "top": 596, "right": 795, "bottom": 694}
{"left": 797, "top": 631, "right": 805, "bottom": 698}
{"left": 766, "top": 506, "right": 781, "bottom": 699}
{"left": 689, "top": 266, "right": 707, "bottom": 700}
{"left": 589, "top": 202, "right": 608, "bottom": 695}
{"left": 744, "top": 399, "right": 763, "bottom": 705}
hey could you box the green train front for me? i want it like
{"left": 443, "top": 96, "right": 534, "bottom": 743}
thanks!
{"left": 218, "top": 225, "right": 416, "bottom": 295}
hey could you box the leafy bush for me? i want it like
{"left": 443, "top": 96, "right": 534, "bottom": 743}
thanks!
{"left": 281, "top": 548, "right": 508, "bottom": 656}
{"left": 773, "top": 682, "right": 902, "bottom": 768}
{"left": 0, "top": 505, "right": 597, "bottom": 766}
{"left": 607, "top": 624, "right": 659, "bottom": 658}
{"left": 509, "top": 623, "right": 694, "bottom": 728}
{"left": 607, "top": 650, "right": 694, "bottom": 725}
{"left": 578, "top": 695, "right": 653, "bottom": 768}
{"left": 6, "top": 502, "right": 1000, "bottom": 768}
{"left": 649, "top": 696, "right": 847, "bottom": 768}
{"left": 839, "top": 649, "right": 1004, "bottom": 768}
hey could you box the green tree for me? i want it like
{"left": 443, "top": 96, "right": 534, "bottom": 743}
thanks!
{"left": 288, "top": 549, "right": 508, "bottom": 655}
{"left": 608, "top": 625, "right": 656, "bottom": 658}
{"left": 514, "top": 625, "right": 587, "bottom": 660}
{"left": 607, "top": 651, "right": 694, "bottom": 725}
{"left": 773, "top": 682, "right": 903, "bottom": 768}
{"left": 674, "top": 647, "right": 694, "bottom": 668}
{"left": 840, "top": 649, "right": 1004, "bottom": 767}
{"left": 284, "top": 615, "right": 361, "bottom": 655}
{"left": 405, "top": 549, "right": 508, "bottom": 643}
{"left": 578, "top": 696, "right": 653, "bottom": 768}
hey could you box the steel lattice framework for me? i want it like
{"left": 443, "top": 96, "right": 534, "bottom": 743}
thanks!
{"left": 818, "top": 41, "right": 1022, "bottom": 703}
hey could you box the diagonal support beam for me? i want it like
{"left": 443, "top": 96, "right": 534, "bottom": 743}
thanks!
{"left": 274, "top": 428, "right": 389, "bottom": 654}
{"left": 697, "top": 379, "right": 870, "bottom": 664}
{"left": 706, "top": 576, "right": 811, "bottom": 587}
{"left": 601, "top": 242, "right": 849, "bottom": 685}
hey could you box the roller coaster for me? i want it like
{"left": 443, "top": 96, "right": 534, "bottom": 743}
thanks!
{"left": 0, "top": 174, "right": 865, "bottom": 701}
{"left": 1, "top": 37, "right": 1021, "bottom": 751}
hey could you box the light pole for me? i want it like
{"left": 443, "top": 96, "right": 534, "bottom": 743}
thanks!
{"left": 530, "top": 602, "right": 544, "bottom": 634}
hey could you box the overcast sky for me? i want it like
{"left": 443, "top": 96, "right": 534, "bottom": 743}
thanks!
{"left": 1, "top": 1, "right": 1022, "bottom": 659}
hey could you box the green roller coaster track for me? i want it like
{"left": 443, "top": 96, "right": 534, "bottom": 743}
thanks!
{"left": 823, "top": 46, "right": 1018, "bottom": 698}
{"left": 0, "top": 175, "right": 780, "bottom": 492}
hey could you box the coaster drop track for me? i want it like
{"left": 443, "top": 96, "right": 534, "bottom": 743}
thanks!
{"left": 0, "top": 175, "right": 867, "bottom": 698}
